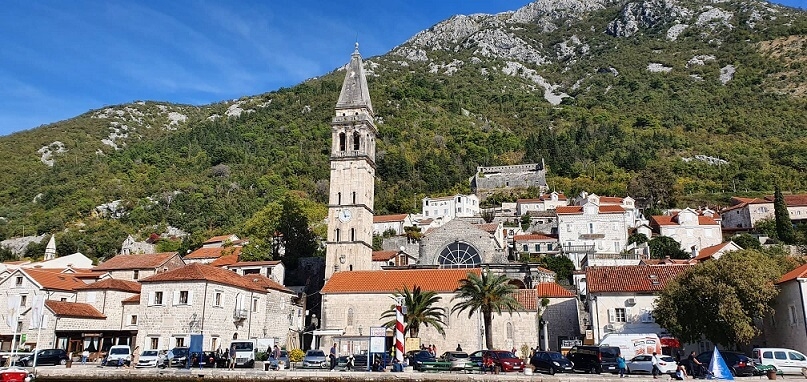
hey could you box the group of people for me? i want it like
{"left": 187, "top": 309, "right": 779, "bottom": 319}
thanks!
{"left": 615, "top": 351, "right": 705, "bottom": 380}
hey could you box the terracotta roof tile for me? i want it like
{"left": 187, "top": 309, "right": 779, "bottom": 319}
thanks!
{"left": 535, "top": 282, "right": 575, "bottom": 298}
{"left": 75, "top": 278, "right": 141, "bottom": 293}
{"left": 693, "top": 242, "right": 737, "bottom": 261}
{"left": 122, "top": 294, "right": 141, "bottom": 304}
{"left": 599, "top": 205, "right": 626, "bottom": 213}
{"left": 372, "top": 251, "right": 398, "bottom": 261}
{"left": 517, "top": 199, "right": 542, "bottom": 203}
{"left": 45, "top": 300, "right": 105, "bottom": 319}
{"left": 185, "top": 246, "right": 241, "bottom": 260}
{"left": 228, "top": 260, "right": 281, "bottom": 267}
{"left": 209, "top": 254, "right": 239, "bottom": 267}
{"left": 599, "top": 197, "right": 625, "bottom": 204}
{"left": 586, "top": 265, "right": 692, "bottom": 293}
{"left": 697, "top": 216, "right": 719, "bottom": 225}
{"left": 513, "top": 234, "right": 557, "bottom": 242}
{"left": 475, "top": 223, "right": 499, "bottom": 233}
{"left": 512, "top": 289, "right": 537, "bottom": 311}
{"left": 24, "top": 269, "right": 86, "bottom": 291}
{"left": 204, "top": 234, "right": 238, "bottom": 244}
{"left": 778, "top": 263, "right": 807, "bottom": 284}
{"left": 139, "top": 263, "right": 266, "bottom": 292}
{"left": 555, "top": 206, "right": 583, "bottom": 214}
{"left": 322, "top": 268, "right": 482, "bottom": 294}
{"left": 373, "top": 214, "right": 408, "bottom": 223}
{"left": 94, "top": 253, "right": 178, "bottom": 271}
{"left": 242, "top": 274, "right": 293, "bottom": 294}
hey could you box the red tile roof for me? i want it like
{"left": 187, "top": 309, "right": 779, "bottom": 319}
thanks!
{"left": 122, "top": 294, "right": 141, "bottom": 304}
{"left": 512, "top": 289, "right": 537, "bottom": 310}
{"left": 475, "top": 223, "right": 499, "bottom": 233}
{"left": 517, "top": 199, "right": 542, "bottom": 203}
{"left": 228, "top": 260, "right": 281, "bottom": 267}
{"left": 209, "top": 254, "right": 239, "bottom": 267}
{"left": 45, "top": 300, "right": 105, "bottom": 319}
{"left": 322, "top": 268, "right": 481, "bottom": 294}
{"left": 242, "top": 274, "right": 294, "bottom": 294}
{"left": 372, "top": 251, "right": 398, "bottom": 261}
{"left": 94, "top": 253, "right": 178, "bottom": 271}
{"left": 599, "top": 197, "right": 625, "bottom": 204}
{"left": 651, "top": 214, "right": 719, "bottom": 226}
{"left": 778, "top": 263, "right": 807, "bottom": 284}
{"left": 556, "top": 205, "right": 625, "bottom": 214}
{"left": 513, "top": 234, "right": 557, "bottom": 242}
{"left": 24, "top": 269, "right": 86, "bottom": 291}
{"left": 139, "top": 263, "right": 266, "bottom": 292}
{"left": 536, "top": 282, "right": 575, "bottom": 298}
{"left": 694, "top": 242, "right": 738, "bottom": 261}
{"left": 204, "top": 234, "right": 238, "bottom": 244}
{"left": 75, "top": 278, "right": 141, "bottom": 293}
{"left": 185, "top": 246, "right": 241, "bottom": 260}
{"left": 586, "top": 265, "right": 692, "bottom": 293}
{"left": 373, "top": 214, "right": 408, "bottom": 223}
{"left": 600, "top": 205, "right": 627, "bottom": 213}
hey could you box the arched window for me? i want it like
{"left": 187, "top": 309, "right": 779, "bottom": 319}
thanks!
{"left": 339, "top": 132, "right": 346, "bottom": 151}
{"left": 232, "top": 333, "right": 238, "bottom": 340}
{"left": 350, "top": 228, "right": 355, "bottom": 242}
{"left": 352, "top": 192, "right": 356, "bottom": 204}
{"left": 353, "top": 131, "right": 361, "bottom": 150}
{"left": 337, "top": 192, "right": 342, "bottom": 205}
{"left": 349, "top": 265, "right": 353, "bottom": 271}
{"left": 438, "top": 242, "right": 481, "bottom": 268}
{"left": 347, "top": 308, "right": 354, "bottom": 327}
{"left": 506, "top": 322, "right": 514, "bottom": 340}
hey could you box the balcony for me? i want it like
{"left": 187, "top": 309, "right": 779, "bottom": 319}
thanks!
{"left": 233, "top": 308, "right": 248, "bottom": 320}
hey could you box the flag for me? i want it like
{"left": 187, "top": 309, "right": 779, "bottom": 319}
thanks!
{"left": 29, "top": 295, "right": 46, "bottom": 329}
{"left": 5, "top": 295, "right": 20, "bottom": 329}
{"left": 707, "top": 347, "right": 735, "bottom": 380}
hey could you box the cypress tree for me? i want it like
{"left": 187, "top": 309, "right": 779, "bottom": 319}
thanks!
{"left": 774, "top": 185, "right": 796, "bottom": 244}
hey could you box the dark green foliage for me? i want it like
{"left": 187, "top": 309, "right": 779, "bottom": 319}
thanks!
{"left": 380, "top": 286, "right": 446, "bottom": 338}
{"left": 648, "top": 236, "right": 688, "bottom": 259}
{"left": 537, "top": 255, "right": 575, "bottom": 284}
{"left": 275, "top": 196, "right": 320, "bottom": 268}
{"left": 731, "top": 233, "right": 762, "bottom": 250}
{"left": 774, "top": 185, "right": 796, "bottom": 244}
{"left": 628, "top": 232, "right": 649, "bottom": 245}
{"left": 452, "top": 270, "right": 523, "bottom": 350}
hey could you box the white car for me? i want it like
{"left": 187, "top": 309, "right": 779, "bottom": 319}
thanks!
{"left": 626, "top": 355, "right": 677, "bottom": 375}
{"left": 753, "top": 348, "right": 807, "bottom": 375}
{"left": 135, "top": 350, "right": 164, "bottom": 368}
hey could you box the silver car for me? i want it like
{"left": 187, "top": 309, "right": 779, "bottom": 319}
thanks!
{"left": 440, "top": 351, "right": 470, "bottom": 370}
{"left": 135, "top": 350, "right": 163, "bottom": 368}
{"left": 302, "top": 349, "right": 329, "bottom": 369}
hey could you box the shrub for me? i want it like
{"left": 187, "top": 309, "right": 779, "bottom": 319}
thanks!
{"left": 289, "top": 348, "right": 305, "bottom": 362}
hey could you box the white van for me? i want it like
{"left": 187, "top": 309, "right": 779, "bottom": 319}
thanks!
{"left": 106, "top": 345, "right": 132, "bottom": 366}
{"left": 599, "top": 333, "right": 661, "bottom": 360}
{"left": 752, "top": 348, "right": 807, "bottom": 375}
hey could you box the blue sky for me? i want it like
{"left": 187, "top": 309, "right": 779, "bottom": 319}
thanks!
{"left": 0, "top": 0, "right": 804, "bottom": 137}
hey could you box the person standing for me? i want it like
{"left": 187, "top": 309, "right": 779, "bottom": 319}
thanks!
{"left": 651, "top": 352, "right": 661, "bottom": 379}
{"left": 617, "top": 354, "right": 627, "bottom": 378}
{"left": 272, "top": 345, "right": 281, "bottom": 370}
{"left": 329, "top": 343, "right": 337, "bottom": 371}
{"left": 228, "top": 347, "right": 236, "bottom": 370}
{"left": 687, "top": 351, "right": 703, "bottom": 378}
{"left": 456, "top": 344, "right": 462, "bottom": 352}
{"left": 81, "top": 349, "right": 89, "bottom": 365}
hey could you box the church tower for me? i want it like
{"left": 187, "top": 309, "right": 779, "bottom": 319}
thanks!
{"left": 324, "top": 44, "right": 376, "bottom": 280}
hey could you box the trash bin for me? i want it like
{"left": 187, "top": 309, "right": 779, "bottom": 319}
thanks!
{"left": 766, "top": 369, "right": 777, "bottom": 380}
{"left": 66, "top": 359, "right": 72, "bottom": 368}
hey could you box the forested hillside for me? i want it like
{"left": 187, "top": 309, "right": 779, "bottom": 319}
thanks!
{"left": 0, "top": 0, "right": 805, "bottom": 262}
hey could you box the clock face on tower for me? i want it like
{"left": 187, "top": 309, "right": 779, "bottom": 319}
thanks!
{"left": 338, "top": 209, "right": 353, "bottom": 223}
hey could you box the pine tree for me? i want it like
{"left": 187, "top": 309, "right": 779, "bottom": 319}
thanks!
{"left": 774, "top": 185, "right": 796, "bottom": 244}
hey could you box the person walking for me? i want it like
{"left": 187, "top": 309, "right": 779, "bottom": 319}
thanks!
{"left": 617, "top": 354, "right": 627, "bottom": 378}
{"left": 228, "top": 347, "right": 236, "bottom": 370}
{"left": 651, "top": 352, "right": 661, "bottom": 379}
{"left": 329, "top": 343, "right": 337, "bottom": 371}
{"left": 272, "top": 345, "right": 281, "bottom": 370}
{"left": 687, "top": 351, "right": 703, "bottom": 378}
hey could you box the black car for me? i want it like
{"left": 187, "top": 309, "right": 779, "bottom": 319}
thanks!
{"left": 531, "top": 351, "right": 574, "bottom": 375}
{"left": 161, "top": 347, "right": 190, "bottom": 368}
{"left": 565, "top": 345, "right": 620, "bottom": 374}
{"left": 407, "top": 350, "right": 436, "bottom": 371}
{"left": 695, "top": 350, "right": 756, "bottom": 377}
{"left": 17, "top": 349, "right": 69, "bottom": 366}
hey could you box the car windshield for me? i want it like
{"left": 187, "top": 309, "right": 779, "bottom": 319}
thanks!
{"left": 280, "top": 351, "right": 288, "bottom": 357}
{"left": 173, "top": 348, "right": 188, "bottom": 356}
{"left": 231, "top": 343, "right": 253, "bottom": 351}
{"left": 452, "top": 353, "right": 469, "bottom": 358}
{"left": 548, "top": 352, "right": 565, "bottom": 360}
{"left": 307, "top": 350, "right": 325, "bottom": 356}
{"left": 493, "top": 351, "right": 516, "bottom": 358}
{"left": 600, "top": 347, "right": 620, "bottom": 357}
{"left": 142, "top": 351, "right": 158, "bottom": 357}
{"left": 110, "top": 348, "right": 129, "bottom": 355}
{"left": 661, "top": 356, "right": 675, "bottom": 362}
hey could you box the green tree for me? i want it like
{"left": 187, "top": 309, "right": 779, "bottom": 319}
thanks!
{"left": 537, "top": 255, "right": 575, "bottom": 284}
{"left": 654, "top": 250, "right": 787, "bottom": 345}
{"left": 648, "top": 236, "right": 688, "bottom": 259}
{"left": 731, "top": 233, "right": 762, "bottom": 251}
{"left": 451, "top": 270, "right": 523, "bottom": 350}
{"left": 754, "top": 217, "right": 778, "bottom": 240}
{"left": 520, "top": 214, "right": 531, "bottom": 231}
{"left": 275, "top": 195, "right": 320, "bottom": 268}
{"left": 380, "top": 286, "right": 446, "bottom": 338}
{"left": 774, "top": 185, "right": 796, "bottom": 244}
{"left": 628, "top": 232, "right": 649, "bottom": 245}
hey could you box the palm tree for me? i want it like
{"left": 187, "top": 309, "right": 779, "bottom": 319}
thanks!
{"left": 380, "top": 286, "right": 446, "bottom": 338}
{"left": 451, "top": 270, "right": 522, "bottom": 350}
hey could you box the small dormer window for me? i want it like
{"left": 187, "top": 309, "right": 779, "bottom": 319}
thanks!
{"left": 15, "top": 277, "right": 22, "bottom": 287}
{"left": 133, "top": 270, "right": 139, "bottom": 280}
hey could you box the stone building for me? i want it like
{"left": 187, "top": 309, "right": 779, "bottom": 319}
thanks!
{"left": 417, "top": 219, "right": 507, "bottom": 267}
{"left": 92, "top": 252, "right": 185, "bottom": 281}
{"left": 421, "top": 194, "right": 480, "bottom": 225}
{"left": 556, "top": 196, "right": 635, "bottom": 269}
{"left": 650, "top": 208, "right": 722, "bottom": 252}
{"left": 720, "top": 194, "right": 807, "bottom": 231}
{"left": 762, "top": 263, "right": 807, "bottom": 355}
{"left": 470, "top": 163, "right": 548, "bottom": 196}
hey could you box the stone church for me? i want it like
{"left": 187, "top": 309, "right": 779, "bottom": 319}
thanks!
{"left": 317, "top": 45, "right": 579, "bottom": 356}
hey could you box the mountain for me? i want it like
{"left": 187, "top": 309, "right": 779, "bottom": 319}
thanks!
{"left": 0, "top": 0, "right": 805, "bottom": 260}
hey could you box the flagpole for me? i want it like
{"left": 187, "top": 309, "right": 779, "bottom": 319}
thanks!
{"left": 9, "top": 302, "right": 20, "bottom": 367}
{"left": 32, "top": 293, "right": 48, "bottom": 376}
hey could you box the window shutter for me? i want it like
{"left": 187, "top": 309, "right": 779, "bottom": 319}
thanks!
{"left": 188, "top": 291, "right": 194, "bottom": 305}
{"left": 173, "top": 291, "right": 180, "bottom": 306}
{"left": 148, "top": 291, "right": 155, "bottom": 307}
{"left": 41, "top": 314, "right": 49, "bottom": 328}
{"left": 608, "top": 309, "right": 615, "bottom": 323}
{"left": 626, "top": 307, "right": 633, "bottom": 323}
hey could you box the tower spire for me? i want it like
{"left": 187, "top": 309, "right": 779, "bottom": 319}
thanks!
{"left": 335, "top": 43, "right": 373, "bottom": 114}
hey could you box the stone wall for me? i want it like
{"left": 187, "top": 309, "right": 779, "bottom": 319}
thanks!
{"left": 418, "top": 219, "right": 505, "bottom": 265}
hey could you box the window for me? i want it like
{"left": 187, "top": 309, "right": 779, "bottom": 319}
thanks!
{"left": 20, "top": 295, "right": 27, "bottom": 307}
{"left": 150, "top": 337, "right": 159, "bottom": 350}
{"left": 535, "top": 244, "right": 540, "bottom": 252}
{"left": 774, "top": 351, "right": 787, "bottom": 360}
{"left": 130, "top": 315, "right": 138, "bottom": 325}
{"left": 133, "top": 270, "right": 139, "bottom": 280}
{"left": 154, "top": 291, "right": 164, "bottom": 305}
{"left": 347, "top": 308, "right": 354, "bottom": 326}
{"left": 438, "top": 242, "right": 481, "bottom": 269}
{"left": 641, "top": 309, "right": 655, "bottom": 323}
{"left": 60, "top": 297, "right": 67, "bottom": 302}
{"left": 613, "top": 308, "right": 627, "bottom": 323}
{"left": 789, "top": 352, "right": 806, "bottom": 361}
{"left": 567, "top": 224, "right": 572, "bottom": 232}
{"left": 789, "top": 305, "right": 797, "bottom": 325}
{"left": 589, "top": 223, "right": 594, "bottom": 234}
{"left": 335, "top": 229, "right": 341, "bottom": 242}
{"left": 353, "top": 131, "right": 360, "bottom": 150}
{"left": 214, "top": 292, "right": 222, "bottom": 307}
{"left": 252, "top": 298, "right": 259, "bottom": 313}
{"left": 339, "top": 132, "right": 346, "bottom": 151}
{"left": 15, "top": 277, "right": 22, "bottom": 287}
{"left": 522, "top": 245, "right": 529, "bottom": 252}
{"left": 350, "top": 228, "right": 355, "bottom": 242}
{"left": 16, "top": 321, "right": 22, "bottom": 332}
{"left": 506, "top": 322, "right": 514, "bottom": 340}
{"left": 175, "top": 337, "right": 185, "bottom": 348}
{"left": 352, "top": 192, "right": 356, "bottom": 204}
{"left": 337, "top": 192, "right": 341, "bottom": 205}
{"left": 179, "top": 291, "right": 189, "bottom": 305}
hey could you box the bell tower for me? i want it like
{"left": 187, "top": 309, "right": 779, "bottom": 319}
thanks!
{"left": 325, "top": 43, "right": 376, "bottom": 280}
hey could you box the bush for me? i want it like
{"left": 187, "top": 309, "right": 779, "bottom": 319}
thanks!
{"left": 289, "top": 349, "right": 304, "bottom": 362}
{"left": 255, "top": 351, "right": 268, "bottom": 361}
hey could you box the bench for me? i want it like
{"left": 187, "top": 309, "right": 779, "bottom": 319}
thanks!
{"left": 420, "top": 361, "right": 453, "bottom": 372}
{"left": 463, "top": 364, "right": 484, "bottom": 374}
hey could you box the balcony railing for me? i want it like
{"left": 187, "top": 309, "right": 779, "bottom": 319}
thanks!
{"left": 233, "top": 308, "right": 248, "bottom": 320}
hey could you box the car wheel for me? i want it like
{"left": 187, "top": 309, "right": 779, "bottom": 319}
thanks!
{"left": 548, "top": 366, "right": 555, "bottom": 375}
{"left": 626, "top": 367, "right": 631, "bottom": 374}
{"left": 590, "top": 366, "right": 599, "bottom": 374}
{"left": 60, "top": 359, "right": 67, "bottom": 365}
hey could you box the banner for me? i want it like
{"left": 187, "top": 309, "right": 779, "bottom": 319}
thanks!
{"left": 5, "top": 295, "right": 20, "bottom": 329}
{"left": 29, "top": 295, "right": 46, "bottom": 329}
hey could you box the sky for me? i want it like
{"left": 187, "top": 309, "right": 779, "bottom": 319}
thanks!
{"left": 0, "top": 0, "right": 804, "bottom": 137}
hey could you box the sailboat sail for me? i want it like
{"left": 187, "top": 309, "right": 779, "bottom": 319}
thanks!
{"left": 707, "top": 347, "right": 735, "bottom": 380}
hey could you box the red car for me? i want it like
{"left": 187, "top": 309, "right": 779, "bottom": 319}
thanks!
{"left": 486, "top": 350, "right": 525, "bottom": 372}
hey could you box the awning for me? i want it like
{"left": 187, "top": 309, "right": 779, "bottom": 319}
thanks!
{"left": 660, "top": 337, "right": 680, "bottom": 348}
{"left": 312, "top": 329, "right": 345, "bottom": 336}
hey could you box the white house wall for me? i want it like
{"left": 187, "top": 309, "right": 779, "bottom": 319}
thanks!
{"left": 588, "top": 293, "right": 662, "bottom": 344}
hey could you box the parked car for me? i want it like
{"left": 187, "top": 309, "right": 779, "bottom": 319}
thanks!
{"left": 439, "top": 351, "right": 470, "bottom": 370}
{"left": 17, "top": 349, "right": 69, "bottom": 366}
{"left": 104, "top": 345, "right": 132, "bottom": 367}
{"left": 626, "top": 354, "right": 677, "bottom": 375}
{"left": 269, "top": 350, "right": 289, "bottom": 370}
{"left": 135, "top": 350, "right": 164, "bottom": 368}
{"left": 752, "top": 348, "right": 807, "bottom": 375}
{"left": 486, "top": 350, "right": 525, "bottom": 372}
{"left": 161, "top": 347, "right": 189, "bottom": 368}
{"left": 566, "top": 345, "right": 621, "bottom": 374}
{"left": 408, "top": 350, "right": 436, "bottom": 371}
{"left": 302, "top": 349, "right": 329, "bottom": 369}
{"left": 697, "top": 350, "right": 756, "bottom": 377}
{"left": 531, "top": 351, "right": 574, "bottom": 375}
